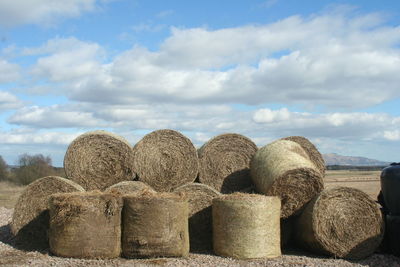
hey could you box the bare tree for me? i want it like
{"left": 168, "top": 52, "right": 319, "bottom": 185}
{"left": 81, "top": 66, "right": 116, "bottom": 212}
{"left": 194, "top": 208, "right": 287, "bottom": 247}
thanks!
{"left": 13, "top": 154, "right": 56, "bottom": 185}
{"left": 0, "top": 155, "right": 8, "bottom": 181}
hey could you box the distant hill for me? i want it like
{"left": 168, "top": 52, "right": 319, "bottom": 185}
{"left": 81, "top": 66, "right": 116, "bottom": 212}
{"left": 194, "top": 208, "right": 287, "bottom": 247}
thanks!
{"left": 323, "top": 153, "right": 391, "bottom": 166}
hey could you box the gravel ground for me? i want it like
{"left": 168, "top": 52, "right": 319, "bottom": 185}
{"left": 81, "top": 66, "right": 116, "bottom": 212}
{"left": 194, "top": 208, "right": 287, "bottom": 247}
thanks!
{"left": 1, "top": 207, "right": 400, "bottom": 267}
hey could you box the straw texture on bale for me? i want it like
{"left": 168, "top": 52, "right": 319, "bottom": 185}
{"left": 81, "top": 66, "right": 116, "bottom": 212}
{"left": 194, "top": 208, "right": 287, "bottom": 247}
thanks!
{"left": 281, "top": 136, "right": 325, "bottom": 175}
{"left": 250, "top": 139, "right": 324, "bottom": 218}
{"left": 132, "top": 129, "right": 198, "bottom": 192}
{"left": 122, "top": 192, "right": 189, "bottom": 258}
{"left": 104, "top": 181, "right": 155, "bottom": 195}
{"left": 295, "top": 187, "right": 384, "bottom": 260}
{"left": 11, "top": 176, "right": 84, "bottom": 250}
{"left": 64, "top": 130, "right": 135, "bottom": 191}
{"left": 49, "top": 191, "right": 122, "bottom": 259}
{"left": 174, "top": 183, "right": 221, "bottom": 252}
{"left": 198, "top": 133, "right": 258, "bottom": 193}
{"left": 213, "top": 193, "right": 281, "bottom": 259}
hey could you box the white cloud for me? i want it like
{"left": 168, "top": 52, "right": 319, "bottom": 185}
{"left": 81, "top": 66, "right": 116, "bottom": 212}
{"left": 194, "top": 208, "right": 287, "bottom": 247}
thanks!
{"left": 0, "top": 130, "right": 80, "bottom": 145}
{"left": 29, "top": 37, "right": 104, "bottom": 82}
{"left": 384, "top": 130, "right": 400, "bottom": 141}
{"left": 25, "top": 9, "right": 400, "bottom": 109}
{"left": 0, "top": 0, "right": 101, "bottom": 27}
{"left": 0, "top": 59, "right": 20, "bottom": 83}
{"left": 253, "top": 108, "right": 291, "bottom": 123}
{"left": 8, "top": 105, "right": 105, "bottom": 128}
{"left": 0, "top": 91, "right": 23, "bottom": 112}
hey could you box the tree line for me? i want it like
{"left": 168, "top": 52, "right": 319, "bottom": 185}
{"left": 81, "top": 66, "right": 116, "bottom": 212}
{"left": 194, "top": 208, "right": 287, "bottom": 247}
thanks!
{"left": 0, "top": 154, "right": 65, "bottom": 185}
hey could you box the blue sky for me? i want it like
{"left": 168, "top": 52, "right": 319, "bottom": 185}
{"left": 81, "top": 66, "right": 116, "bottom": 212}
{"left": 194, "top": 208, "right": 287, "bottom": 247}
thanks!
{"left": 0, "top": 0, "right": 400, "bottom": 166}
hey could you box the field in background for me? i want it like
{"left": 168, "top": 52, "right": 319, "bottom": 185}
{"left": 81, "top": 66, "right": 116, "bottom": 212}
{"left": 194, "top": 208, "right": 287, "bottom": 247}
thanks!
{"left": 0, "top": 182, "right": 25, "bottom": 209}
{"left": 0, "top": 170, "right": 382, "bottom": 208}
{"left": 324, "top": 170, "right": 380, "bottom": 199}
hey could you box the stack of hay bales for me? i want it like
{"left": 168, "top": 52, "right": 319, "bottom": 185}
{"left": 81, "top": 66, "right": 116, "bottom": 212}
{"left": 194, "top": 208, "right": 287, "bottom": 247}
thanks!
{"left": 10, "top": 129, "right": 385, "bottom": 260}
{"left": 198, "top": 133, "right": 257, "bottom": 193}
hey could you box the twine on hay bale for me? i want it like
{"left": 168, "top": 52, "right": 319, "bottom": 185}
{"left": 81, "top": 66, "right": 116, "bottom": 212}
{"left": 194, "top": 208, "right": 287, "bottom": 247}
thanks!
{"left": 250, "top": 139, "right": 324, "bottom": 218}
{"left": 10, "top": 176, "right": 84, "bottom": 250}
{"left": 64, "top": 130, "right": 135, "bottom": 191}
{"left": 132, "top": 129, "right": 199, "bottom": 192}
{"left": 212, "top": 193, "right": 281, "bottom": 259}
{"left": 295, "top": 187, "right": 384, "bottom": 260}
{"left": 49, "top": 191, "right": 123, "bottom": 259}
{"left": 104, "top": 181, "right": 155, "bottom": 195}
{"left": 281, "top": 136, "right": 325, "bottom": 175}
{"left": 198, "top": 133, "right": 258, "bottom": 193}
{"left": 122, "top": 191, "right": 189, "bottom": 258}
{"left": 174, "top": 183, "right": 221, "bottom": 252}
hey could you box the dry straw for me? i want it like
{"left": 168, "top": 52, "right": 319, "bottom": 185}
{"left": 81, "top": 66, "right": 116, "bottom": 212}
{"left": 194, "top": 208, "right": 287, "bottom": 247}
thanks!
{"left": 174, "top": 183, "right": 221, "bottom": 252}
{"left": 49, "top": 191, "right": 123, "bottom": 259}
{"left": 212, "top": 193, "right": 281, "bottom": 259}
{"left": 11, "top": 176, "right": 84, "bottom": 250}
{"left": 104, "top": 181, "right": 156, "bottom": 194}
{"left": 295, "top": 187, "right": 384, "bottom": 260}
{"left": 281, "top": 136, "right": 326, "bottom": 175}
{"left": 64, "top": 130, "right": 135, "bottom": 191}
{"left": 122, "top": 191, "right": 189, "bottom": 258}
{"left": 250, "top": 139, "right": 324, "bottom": 218}
{"left": 132, "top": 129, "right": 198, "bottom": 192}
{"left": 198, "top": 133, "right": 258, "bottom": 193}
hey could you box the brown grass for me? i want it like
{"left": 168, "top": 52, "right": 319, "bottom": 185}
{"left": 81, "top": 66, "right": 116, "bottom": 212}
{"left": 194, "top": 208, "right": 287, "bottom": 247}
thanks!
{"left": 0, "top": 182, "right": 25, "bottom": 209}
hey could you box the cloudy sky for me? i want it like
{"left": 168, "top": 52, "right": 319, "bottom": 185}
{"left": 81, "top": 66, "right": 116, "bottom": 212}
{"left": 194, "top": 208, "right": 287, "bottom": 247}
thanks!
{"left": 0, "top": 0, "right": 400, "bottom": 166}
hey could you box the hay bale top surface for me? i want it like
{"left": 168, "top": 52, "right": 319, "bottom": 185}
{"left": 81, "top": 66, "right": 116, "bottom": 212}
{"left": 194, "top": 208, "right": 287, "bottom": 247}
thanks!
{"left": 174, "top": 183, "right": 221, "bottom": 216}
{"left": 104, "top": 181, "right": 155, "bottom": 195}
{"left": 281, "top": 136, "right": 325, "bottom": 175}
{"left": 64, "top": 130, "right": 135, "bottom": 191}
{"left": 132, "top": 129, "right": 199, "bottom": 192}
{"left": 11, "top": 176, "right": 85, "bottom": 235}
{"left": 308, "top": 186, "right": 384, "bottom": 259}
{"left": 123, "top": 190, "right": 187, "bottom": 202}
{"left": 198, "top": 133, "right": 257, "bottom": 193}
{"left": 214, "top": 192, "right": 280, "bottom": 205}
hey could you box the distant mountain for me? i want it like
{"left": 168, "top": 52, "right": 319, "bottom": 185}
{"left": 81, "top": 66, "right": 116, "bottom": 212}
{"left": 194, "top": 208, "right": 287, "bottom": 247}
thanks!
{"left": 323, "top": 153, "right": 391, "bottom": 166}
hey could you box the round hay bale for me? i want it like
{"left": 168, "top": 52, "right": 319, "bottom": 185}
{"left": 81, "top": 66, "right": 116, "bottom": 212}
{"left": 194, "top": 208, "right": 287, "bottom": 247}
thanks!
{"left": 212, "top": 193, "right": 281, "bottom": 259}
{"left": 104, "top": 181, "right": 155, "bottom": 195}
{"left": 122, "top": 192, "right": 189, "bottom": 258}
{"left": 49, "top": 191, "right": 122, "bottom": 259}
{"left": 250, "top": 139, "right": 324, "bottom": 218}
{"left": 10, "top": 176, "right": 84, "bottom": 250}
{"left": 295, "top": 187, "right": 384, "bottom": 260}
{"left": 132, "top": 129, "right": 198, "bottom": 192}
{"left": 174, "top": 183, "right": 221, "bottom": 252}
{"left": 281, "top": 136, "right": 325, "bottom": 175}
{"left": 64, "top": 130, "right": 135, "bottom": 191}
{"left": 198, "top": 133, "right": 258, "bottom": 193}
